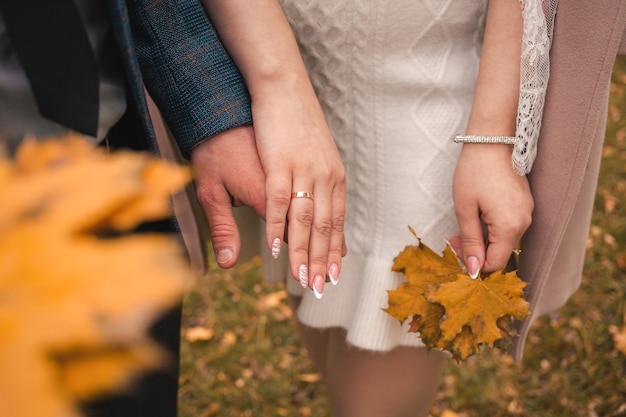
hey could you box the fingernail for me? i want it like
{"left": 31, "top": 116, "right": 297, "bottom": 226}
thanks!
{"left": 313, "top": 274, "right": 324, "bottom": 299}
{"left": 467, "top": 256, "right": 480, "bottom": 279}
{"left": 298, "top": 264, "right": 308, "bottom": 288}
{"left": 271, "top": 238, "right": 281, "bottom": 259}
{"left": 216, "top": 248, "right": 234, "bottom": 265}
{"left": 328, "top": 263, "right": 339, "bottom": 285}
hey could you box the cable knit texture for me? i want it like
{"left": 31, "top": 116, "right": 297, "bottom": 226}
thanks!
{"left": 281, "top": 0, "right": 488, "bottom": 351}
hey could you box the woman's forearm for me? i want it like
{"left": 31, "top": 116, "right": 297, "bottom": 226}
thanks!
{"left": 452, "top": 0, "right": 532, "bottom": 275}
{"left": 466, "top": 0, "right": 523, "bottom": 136}
{"left": 200, "top": 0, "right": 311, "bottom": 97}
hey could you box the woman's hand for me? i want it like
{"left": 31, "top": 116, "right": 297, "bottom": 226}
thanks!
{"left": 449, "top": 0, "right": 527, "bottom": 276}
{"left": 451, "top": 143, "right": 533, "bottom": 277}
{"left": 251, "top": 79, "right": 346, "bottom": 299}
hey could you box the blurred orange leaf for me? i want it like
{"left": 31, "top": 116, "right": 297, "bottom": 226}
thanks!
{"left": 0, "top": 135, "right": 194, "bottom": 417}
{"left": 384, "top": 227, "right": 530, "bottom": 360}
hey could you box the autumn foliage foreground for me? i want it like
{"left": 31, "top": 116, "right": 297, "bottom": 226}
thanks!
{"left": 0, "top": 136, "right": 193, "bottom": 417}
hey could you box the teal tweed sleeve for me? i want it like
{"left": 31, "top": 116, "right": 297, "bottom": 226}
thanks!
{"left": 126, "top": 0, "right": 252, "bottom": 159}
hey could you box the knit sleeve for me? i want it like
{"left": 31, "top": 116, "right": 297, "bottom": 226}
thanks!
{"left": 126, "top": 0, "right": 252, "bottom": 159}
{"left": 514, "top": 0, "right": 559, "bottom": 174}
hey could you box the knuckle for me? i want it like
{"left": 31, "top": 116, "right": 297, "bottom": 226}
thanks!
{"left": 195, "top": 185, "right": 220, "bottom": 207}
{"left": 327, "top": 246, "right": 344, "bottom": 259}
{"left": 313, "top": 219, "right": 333, "bottom": 238}
{"left": 269, "top": 191, "right": 292, "bottom": 209}
{"left": 309, "top": 253, "right": 328, "bottom": 268}
{"left": 505, "top": 217, "right": 529, "bottom": 235}
{"left": 291, "top": 244, "right": 309, "bottom": 259}
{"left": 316, "top": 162, "right": 346, "bottom": 186}
{"left": 209, "top": 223, "right": 235, "bottom": 240}
{"left": 461, "top": 234, "right": 484, "bottom": 247}
{"left": 317, "top": 167, "right": 333, "bottom": 183}
{"left": 522, "top": 211, "right": 533, "bottom": 228}
{"left": 494, "top": 210, "right": 531, "bottom": 236}
{"left": 292, "top": 209, "right": 314, "bottom": 226}
{"left": 337, "top": 166, "right": 347, "bottom": 183}
{"left": 332, "top": 214, "right": 345, "bottom": 232}
{"left": 266, "top": 217, "right": 286, "bottom": 229}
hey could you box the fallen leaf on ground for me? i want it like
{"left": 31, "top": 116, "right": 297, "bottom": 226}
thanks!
{"left": 185, "top": 326, "right": 215, "bottom": 343}
{"left": 609, "top": 325, "right": 626, "bottom": 354}
{"left": 298, "top": 373, "right": 321, "bottom": 383}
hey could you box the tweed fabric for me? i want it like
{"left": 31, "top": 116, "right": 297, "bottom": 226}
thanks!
{"left": 125, "top": 0, "right": 252, "bottom": 159}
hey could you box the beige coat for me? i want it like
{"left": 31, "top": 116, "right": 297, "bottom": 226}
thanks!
{"left": 513, "top": 0, "right": 626, "bottom": 359}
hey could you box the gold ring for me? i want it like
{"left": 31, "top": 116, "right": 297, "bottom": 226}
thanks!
{"left": 291, "top": 191, "right": 313, "bottom": 200}
{"left": 512, "top": 249, "right": 522, "bottom": 255}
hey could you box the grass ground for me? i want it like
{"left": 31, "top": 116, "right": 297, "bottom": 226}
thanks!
{"left": 178, "top": 58, "right": 626, "bottom": 417}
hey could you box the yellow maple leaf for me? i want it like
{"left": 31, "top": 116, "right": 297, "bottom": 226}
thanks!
{"left": 385, "top": 227, "right": 460, "bottom": 324}
{"left": 410, "top": 303, "right": 447, "bottom": 347}
{"left": 384, "top": 227, "right": 530, "bottom": 360}
{"left": 0, "top": 135, "right": 194, "bottom": 417}
{"left": 443, "top": 325, "right": 477, "bottom": 360}
{"left": 427, "top": 270, "right": 530, "bottom": 347}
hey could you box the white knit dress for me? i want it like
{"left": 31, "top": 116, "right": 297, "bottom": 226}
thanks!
{"left": 279, "top": 1, "right": 489, "bottom": 351}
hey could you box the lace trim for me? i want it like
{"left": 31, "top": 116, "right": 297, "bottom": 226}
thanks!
{"left": 514, "top": 0, "right": 559, "bottom": 175}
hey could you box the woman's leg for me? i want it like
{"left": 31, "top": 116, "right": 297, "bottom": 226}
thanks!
{"left": 289, "top": 296, "right": 446, "bottom": 417}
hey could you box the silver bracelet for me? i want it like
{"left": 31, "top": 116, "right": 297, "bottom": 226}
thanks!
{"left": 453, "top": 134, "right": 518, "bottom": 145}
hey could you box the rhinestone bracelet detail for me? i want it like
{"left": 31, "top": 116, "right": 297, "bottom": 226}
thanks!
{"left": 453, "top": 135, "right": 518, "bottom": 145}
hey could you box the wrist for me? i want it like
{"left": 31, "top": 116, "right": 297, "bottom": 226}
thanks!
{"left": 460, "top": 142, "right": 515, "bottom": 164}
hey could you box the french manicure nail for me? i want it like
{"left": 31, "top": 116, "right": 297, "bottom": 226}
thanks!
{"left": 271, "top": 238, "right": 281, "bottom": 259}
{"left": 298, "top": 264, "right": 308, "bottom": 288}
{"left": 467, "top": 256, "right": 480, "bottom": 280}
{"left": 328, "top": 263, "right": 339, "bottom": 285}
{"left": 313, "top": 274, "right": 324, "bottom": 299}
{"left": 216, "top": 248, "right": 234, "bottom": 265}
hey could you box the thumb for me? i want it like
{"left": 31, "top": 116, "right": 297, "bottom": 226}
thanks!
{"left": 198, "top": 188, "right": 242, "bottom": 269}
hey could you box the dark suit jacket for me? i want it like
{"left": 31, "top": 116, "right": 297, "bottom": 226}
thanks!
{"left": 105, "top": 0, "right": 253, "bottom": 271}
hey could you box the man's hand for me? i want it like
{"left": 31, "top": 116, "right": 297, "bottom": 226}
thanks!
{"left": 190, "top": 125, "right": 266, "bottom": 269}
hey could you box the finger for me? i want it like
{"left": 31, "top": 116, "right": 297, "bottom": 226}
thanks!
{"left": 326, "top": 181, "right": 346, "bottom": 285}
{"left": 264, "top": 172, "right": 291, "bottom": 259}
{"left": 483, "top": 238, "right": 518, "bottom": 273}
{"left": 307, "top": 184, "right": 333, "bottom": 298}
{"left": 482, "top": 217, "right": 529, "bottom": 273}
{"left": 455, "top": 206, "right": 486, "bottom": 279}
{"left": 196, "top": 184, "right": 241, "bottom": 269}
{"left": 286, "top": 188, "right": 314, "bottom": 289}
